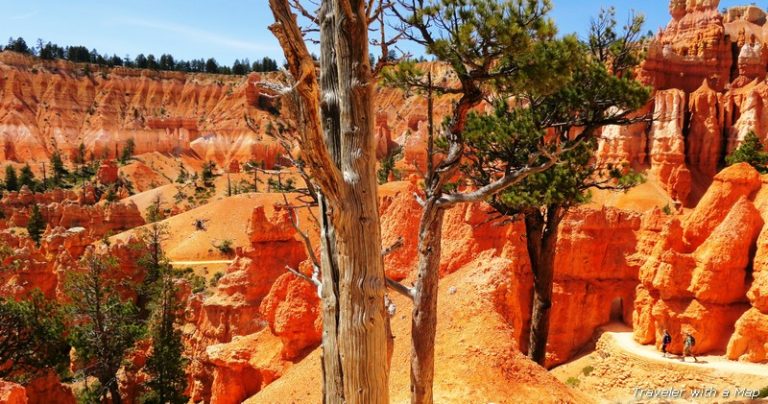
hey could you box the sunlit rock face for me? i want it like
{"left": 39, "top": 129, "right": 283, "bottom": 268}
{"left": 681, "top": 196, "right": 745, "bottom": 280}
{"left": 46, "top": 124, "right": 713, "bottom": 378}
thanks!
{"left": 687, "top": 80, "right": 723, "bottom": 177}
{"left": 0, "top": 53, "right": 291, "bottom": 168}
{"left": 594, "top": 1, "right": 768, "bottom": 206}
{"left": 641, "top": 0, "right": 730, "bottom": 93}
{"left": 632, "top": 164, "right": 768, "bottom": 357}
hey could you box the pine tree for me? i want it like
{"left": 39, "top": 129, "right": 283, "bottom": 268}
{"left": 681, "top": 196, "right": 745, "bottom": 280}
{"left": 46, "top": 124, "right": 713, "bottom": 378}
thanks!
{"left": 74, "top": 143, "right": 87, "bottom": 165}
{"left": 120, "top": 138, "right": 136, "bottom": 164}
{"left": 27, "top": 204, "right": 45, "bottom": 246}
{"left": 0, "top": 291, "right": 69, "bottom": 382}
{"left": 383, "top": 1, "right": 651, "bottom": 398}
{"left": 134, "top": 217, "right": 169, "bottom": 319}
{"left": 726, "top": 131, "right": 768, "bottom": 173}
{"left": 4, "top": 165, "right": 18, "bottom": 192}
{"left": 50, "top": 149, "right": 68, "bottom": 187}
{"left": 205, "top": 58, "right": 219, "bottom": 73}
{"left": 145, "top": 194, "right": 165, "bottom": 224}
{"left": 19, "top": 164, "right": 36, "bottom": 190}
{"left": 458, "top": 6, "right": 648, "bottom": 366}
{"left": 175, "top": 162, "right": 189, "bottom": 184}
{"left": 201, "top": 161, "right": 216, "bottom": 187}
{"left": 140, "top": 265, "right": 188, "bottom": 404}
{"left": 67, "top": 253, "right": 145, "bottom": 404}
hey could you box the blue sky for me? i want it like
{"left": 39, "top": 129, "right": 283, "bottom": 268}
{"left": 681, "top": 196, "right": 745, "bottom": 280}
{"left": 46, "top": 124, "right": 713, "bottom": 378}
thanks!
{"left": 0, "top": 1, "right": 750, "bottom": 66}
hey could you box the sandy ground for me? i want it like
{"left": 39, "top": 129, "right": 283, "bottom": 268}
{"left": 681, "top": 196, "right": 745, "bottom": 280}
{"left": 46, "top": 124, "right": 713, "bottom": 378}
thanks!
{"left": 551, "top": 324, "right": 768, "bottom": 403}
{"left": 169, "top": 260, "right": 233, "bottom": 280}
{"left": 248, "top": 257, "right": 590, "bottom": 404}
{"left": 113, "top": 191, "right": 320, "bottom": 261}
{"left": 609, "top": 329, "right": 768, "bottom": 378}
{"left": 588, "top": 173, "right": 676, "bottom": 212}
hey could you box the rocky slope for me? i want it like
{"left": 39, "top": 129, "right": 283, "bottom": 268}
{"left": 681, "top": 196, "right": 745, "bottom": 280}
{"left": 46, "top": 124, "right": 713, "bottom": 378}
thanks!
{"left": 0, "top": 51, "right": 295, "bottom": 168}
{"left": 0, "top": 52, "right": 457, "bottom": 177}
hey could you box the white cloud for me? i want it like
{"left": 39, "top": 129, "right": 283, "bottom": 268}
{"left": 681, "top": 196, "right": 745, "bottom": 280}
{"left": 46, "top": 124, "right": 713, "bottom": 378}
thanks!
{"left": 113, "top": 17, "right": 278, "bottom": 53}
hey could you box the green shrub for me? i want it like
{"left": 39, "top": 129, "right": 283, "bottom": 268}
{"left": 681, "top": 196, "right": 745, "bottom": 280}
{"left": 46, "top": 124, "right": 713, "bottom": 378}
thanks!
{"left": 726, "top": 131, "right": 768, "bottom": 173}
{"left": 209, "top": 272, "right": 225, "bottom": 287}
{"left": 758, "top": 386, "right": 768, "bottom": 399}
{"left": 27, "top": 205, "right": 45, "bottom": 245}
{"left": 214, "top": 239, "right": 234, "bottom": 255}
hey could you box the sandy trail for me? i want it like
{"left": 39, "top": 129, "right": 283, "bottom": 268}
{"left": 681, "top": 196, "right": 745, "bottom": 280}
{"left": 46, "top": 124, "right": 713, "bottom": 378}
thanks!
{"left": 170, "top": 260, "right": 234, "bottom": 266}
{"left": 604, "top": 324, "right": 768, "bottom": 378}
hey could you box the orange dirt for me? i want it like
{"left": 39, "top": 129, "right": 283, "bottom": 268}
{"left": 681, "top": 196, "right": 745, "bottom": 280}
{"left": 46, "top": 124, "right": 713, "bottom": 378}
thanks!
{"left": 249, "top": 258, "right": 590, "bottom": 404}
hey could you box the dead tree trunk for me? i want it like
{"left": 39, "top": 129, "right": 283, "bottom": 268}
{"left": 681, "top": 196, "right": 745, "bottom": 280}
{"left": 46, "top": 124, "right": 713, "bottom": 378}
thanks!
{"left": 526, "top": 205, "right": 563, "bottom": 366}
{"left": 328, "top": 2, "right": 389, "bottom": 401}
{"left": 410, "top": 200, "right": 444, "bottom": 404}
{"left": 269, "top": 1, "right": 390, "bottom": 403}
{"left": 317, "top": 1, "right": 345, "bottom": 400}
{"left": 318, "top": 194, "right": 345, "bottom": 401}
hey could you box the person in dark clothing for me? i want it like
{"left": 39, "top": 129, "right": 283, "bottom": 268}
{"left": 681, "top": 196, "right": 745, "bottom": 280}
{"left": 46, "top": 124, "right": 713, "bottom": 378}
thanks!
{"left": 682, "top": 332, "right": 697, "bottom": 362}
{"left": 661, "top": 330, "right": 672, "bottom": 358}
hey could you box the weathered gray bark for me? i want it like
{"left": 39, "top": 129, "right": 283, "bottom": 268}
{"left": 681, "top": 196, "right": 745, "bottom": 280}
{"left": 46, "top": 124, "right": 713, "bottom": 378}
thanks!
{"left": 269, "top": 1, "right": 390, "bottom": 402}
{"left": 329, "top": 2, "right": 389, "bottom": 401}
{"left": 410, "top": 201, "right": 444, "bottom": 404}
{"left": 317, "top": 1, "right": 345, "bottom": 400}
{"left": 318, "top": 193, "right": 345, "bottom": 401}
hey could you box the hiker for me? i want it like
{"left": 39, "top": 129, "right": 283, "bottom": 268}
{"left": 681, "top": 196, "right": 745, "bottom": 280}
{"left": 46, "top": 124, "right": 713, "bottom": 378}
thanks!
{"left": 661, "top": 330, "right": 672, "bottom": 358}
{"left": 682, "top": 332, "right": 698, "bottom": 362}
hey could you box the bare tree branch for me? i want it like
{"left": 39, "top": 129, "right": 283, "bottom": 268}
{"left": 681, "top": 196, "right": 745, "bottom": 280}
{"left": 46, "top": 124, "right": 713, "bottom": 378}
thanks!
{"left": 381, "top": 236, "right": 404, "bottom": 256}
{"left": 386, "top": 277, "right": 414, "bottom": 300}
{"left": 282, "top": 194, "right": 321, "bottom": 272}
{"left": 436, "top": 160, "right": 556, "bottom": 207}
{"left": 268, "top": 0, "right": 343, "bottom": 203}
{"left": 289, "top": 0, "right": 320, "bottom": 25}
{"left": 286, "top": 264, "right": 320, "bottom": 286}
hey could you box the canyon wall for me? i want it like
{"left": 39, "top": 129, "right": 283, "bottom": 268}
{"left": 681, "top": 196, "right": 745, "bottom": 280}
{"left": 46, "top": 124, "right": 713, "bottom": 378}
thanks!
{"left": 0, "top": 52, "right": 281, "bottom": 167}
{"left": 599, "top": 1, "right": 768, "bottom": 206}
{"left": 0, "top": 52, "right": 453, "bottom": 173}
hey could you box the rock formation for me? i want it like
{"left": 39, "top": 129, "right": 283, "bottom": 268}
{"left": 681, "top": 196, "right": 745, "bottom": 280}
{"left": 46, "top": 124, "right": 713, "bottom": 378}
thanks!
{"left": 24, "top": 372, "right": 75, "bottom": 404}
{"left": 648, "top": 90, "right": 693, "bottom": 204}
{"left": 641, "top": 0, "right": 731, "bottom": 93}
{"left": 595, "top": 108, "right": 649, "bottom": 170}
{"left": 259, "top": 269, "right": 322, "bottom": 360}
{"left": 0, "top": 52, "right": 285, "bottom": 167}
{"left": 0, "top": 381, "right": 26, "bottom": 404}
{"left": 682, "top": 162, "right": 761, "bottom": 247}
{"left": 184, "top": 203, "right": 306, "bottom": 402}
{"left": 594, "top": 2, "right": 768, "bottom": 205}
{"left": 633, "top": 164, "right": 763, "bottom": 355}
{"left": 687, "top": 80, "right": 723, "bottom": 177}
{"left": 0, "top": 188, "right": 145, "bottom": 300}
{"left": 726, "top": 196, "right": 768, "bottom": 361}
{"left": 546, "top": 207, "right": 644, "bottom": 367}
{"left": 96, "top": 159, "right": 119, "bottom": 184}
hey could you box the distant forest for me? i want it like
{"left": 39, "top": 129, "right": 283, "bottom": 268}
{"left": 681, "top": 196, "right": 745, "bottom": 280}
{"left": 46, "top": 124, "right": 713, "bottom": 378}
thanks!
{"left": 2, "top": 36, "right": 279, "bottom": 75}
